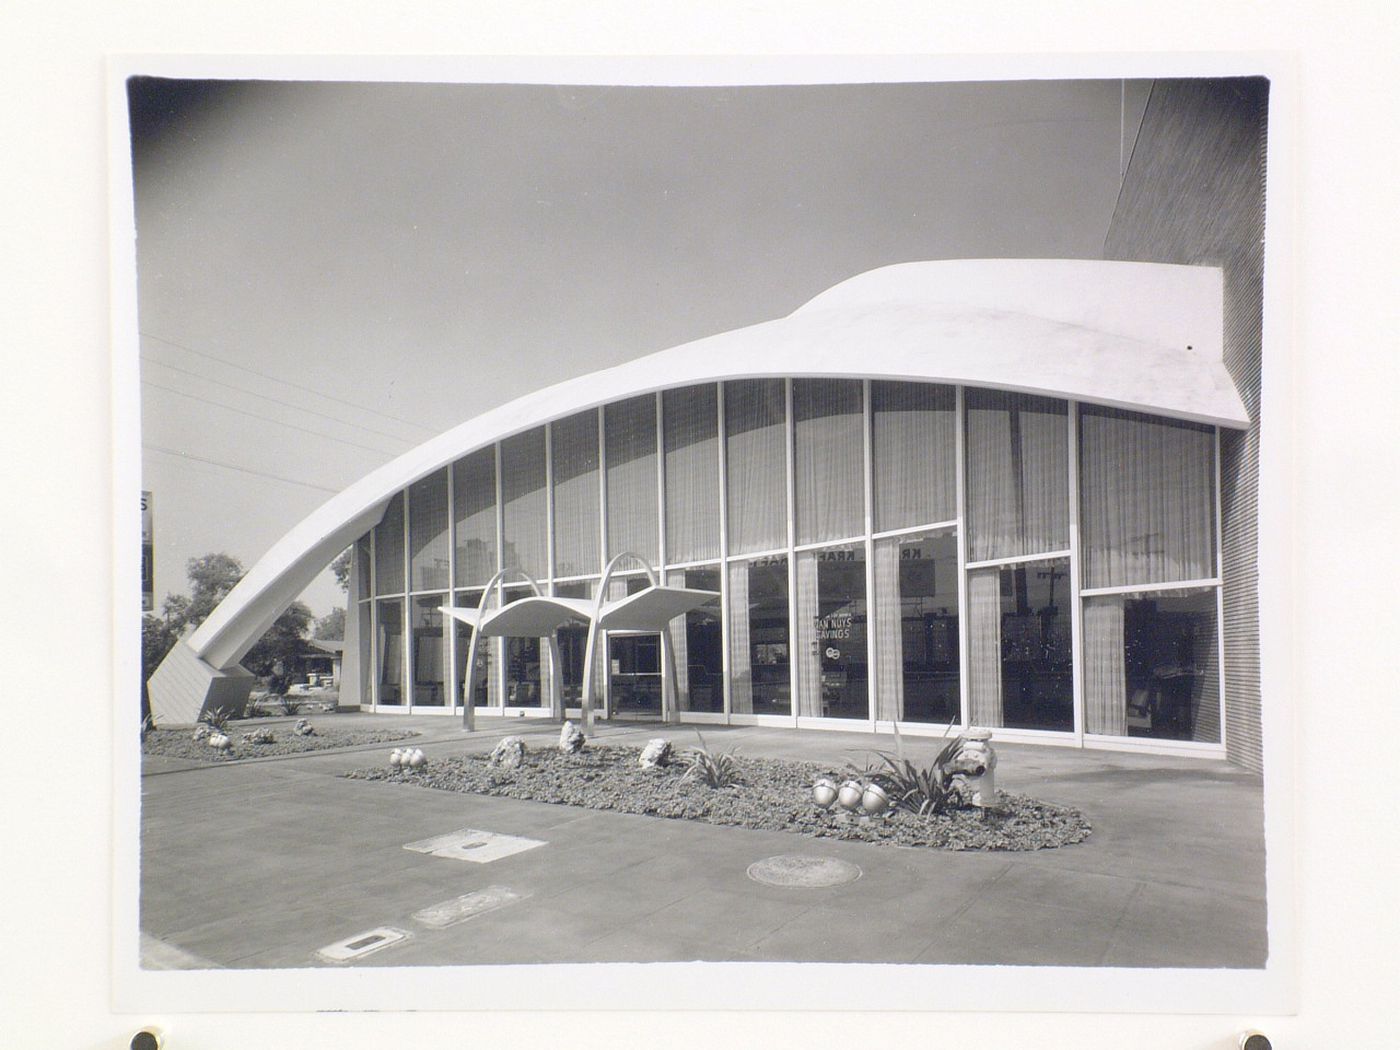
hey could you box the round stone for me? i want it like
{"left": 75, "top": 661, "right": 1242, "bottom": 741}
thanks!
{"left": 746, "top": 854, "right": 862, "bottom": 888}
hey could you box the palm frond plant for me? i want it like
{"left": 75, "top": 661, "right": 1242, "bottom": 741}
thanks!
{"left": 682, "top": 729, "right": 742, "bottom": 789}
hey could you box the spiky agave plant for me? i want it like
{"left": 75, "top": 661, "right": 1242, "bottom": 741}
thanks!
{"left": 850, "top": 722, "right": 968, "bottom": 816}
{"left": 681, "top": 729, "right": 742, "bottom": 788}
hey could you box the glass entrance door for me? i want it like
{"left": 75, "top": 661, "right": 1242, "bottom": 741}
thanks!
{"left": 608, "top": 633, "right": 663, "bottom": 719}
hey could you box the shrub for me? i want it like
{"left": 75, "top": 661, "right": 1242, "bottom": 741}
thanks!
{"left": 201, "top": 707, "right": 234, "bottom": 732}
{"left": 278, "top": 696, "right": 302, "bottom": 717}
{"left": 851, "top": 724, "right": 967, "bottom": 817}
{"left": 682, "top": 730, "right": 742, "bottom": 789}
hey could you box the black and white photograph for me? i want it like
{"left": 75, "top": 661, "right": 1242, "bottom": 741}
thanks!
{"left": 115, "top": 61, "right": 1292, "bottom": 1014}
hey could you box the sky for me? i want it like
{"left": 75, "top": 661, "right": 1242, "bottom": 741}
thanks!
{"left": 128, "top": 76, "right": 1149, "bottom": 618}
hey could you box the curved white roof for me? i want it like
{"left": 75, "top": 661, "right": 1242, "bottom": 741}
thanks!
{"left": 187, "top": 258, "right": 1246, "bottom": 669}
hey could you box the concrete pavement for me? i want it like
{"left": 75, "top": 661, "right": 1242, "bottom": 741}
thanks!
{"left": 140, "top": 716, "right": 1267, "bottom": 969}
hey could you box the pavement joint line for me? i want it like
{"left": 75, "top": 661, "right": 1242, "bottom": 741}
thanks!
{"left": 1094, "top": 880, "right": 1146, "bottom": 967}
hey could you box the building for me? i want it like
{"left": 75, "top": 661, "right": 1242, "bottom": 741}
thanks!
{"left": 147, "top": 78, "right": 1268, "bottom": 770}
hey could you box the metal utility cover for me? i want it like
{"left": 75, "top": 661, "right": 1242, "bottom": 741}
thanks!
{"left": 403, "top": 828, "right": 546, "bottom": 864}
{"left": 315, "top": 926, "right": 410, "bottom": 963}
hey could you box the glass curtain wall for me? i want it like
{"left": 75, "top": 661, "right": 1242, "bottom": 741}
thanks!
{"left": 1080, "top": 407, "right": 1220, "bottom": 742}
{"left": 453, "top": 448, "right": 497, "bottom": 587}
{"left": 729, "top": 556, "right": 790, "bottom": 715}
{"left": 873, "top": 530, "right": 959, "bottom": 724}
{"left": 409, "top": 470, "right": 450, "bottom": 592}
{"left": 552, "top": 411, "right": 600, "bottom": 579}
{"left": 663, "top": 385, "right": 721, "bottom": 563}
{"left": 725, "top": 379, "right": 786, "bottom": 555}
{"left": 793, "top": 379, "right": 864, "bottom": 544}
{"left": 501, "top": 430, "right": 548, "bottom": 581}
{"left": 411, "top": 595, "right": 446, "bottom": 705}
{"left": 350, "top": 378, "right": 1221, "bottom": 749}
{"left": 605, "top": 396, "right": 659, "bottom": 565}
{"left": 794, "top": 545, "right": 868, "bottom": 719}
{"left": 872, "top": 382, "right": 956, "bottom": 531}
{"left": 665, "top": 567, "right": 723, "bottom": 712}
{"left": 452, "top": 589, "right": 499, "bottom": 707}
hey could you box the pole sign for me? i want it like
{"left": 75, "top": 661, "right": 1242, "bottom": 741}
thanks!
{"left": 141, "top": 490, "right": 154, "bottom": 612}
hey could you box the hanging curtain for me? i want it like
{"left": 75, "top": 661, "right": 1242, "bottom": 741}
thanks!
{"left": 725, "top": 379, "right": 787, "bottom": 555}
{"left": 409, "top": 470, "right": 450, "bottom": 592}
{"left": 374, "top": 494, "right": 405, "bottom": 594}
{"left": 1083, "top": 596, "right": 1128, "bottom": 735}
{"left": 872, "top": 382, "right": 956, "bottom": 532}
{"left": 966, "top": 390, "right": 1068, "bottom": 561}
{"left": 552, "top": 410, "right": 601, "bottom": 578}
{"left": 966, "top": 569, "right": 1003, "bottom": 727}
{"left": 664, "top": 385, "right": 721, "bottom": 563}
{"left": 794, "top": 379, "right": 864, "bottom": 544}
{"left": 727, "top": 561, "right": 753, "bottom": 714}
{"left": 605, "top": 395, "right": 659, "bottom": 565}
{"left": 501, "top": 429, "right": 548, "bottom": 579}
{"left": 1189, "top": 604, "right": 1222, "bottom": 743}
{"left": 873, "top": 539, "right": 904, "bottom": 721}
{"left": 665, "top": 569, "right": 691, "bottom": 709}
{"left": 794, "top": 552, "right": 822, "bottom": 717}
{"left": 453, "top": 448, "right": 497, "bottom": 587}
{"left": 1079, "top": 408, "right": 1216, "bottom": 588}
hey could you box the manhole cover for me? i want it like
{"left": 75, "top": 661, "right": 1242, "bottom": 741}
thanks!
{"left": 746, "top": 855, "right": 862, "bottom": 887}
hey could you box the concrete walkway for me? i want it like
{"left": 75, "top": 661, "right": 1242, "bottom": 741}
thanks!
{"left": 140, "top": 716, "right": 1267, "bottom": 969}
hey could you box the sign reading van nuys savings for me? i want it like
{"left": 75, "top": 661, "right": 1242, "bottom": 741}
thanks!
{"left": 141, "top": 490, "right": 153, "bottom": 612}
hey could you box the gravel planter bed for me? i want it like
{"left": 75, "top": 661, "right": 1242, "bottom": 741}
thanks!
{"left": 143, "top": 727, "right": 419, "bottom": 763}
{"left": 342, "top": 744, "right": 1090, "bottom": 851}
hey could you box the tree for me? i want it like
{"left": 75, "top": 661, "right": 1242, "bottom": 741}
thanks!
{"left": 330, "top": 547, "right": 351, "bottom": 592}
{"left": 184, "top": 552, "right": 245, "bottom": 625}
{"left": 141, "top": 552, "right": 314, "bottom": 691}
{"left": 314, "top": 606, "right": 346, "bottom": 641}
{"left": 243, "top": 600, "right": 314, "bottom": 689}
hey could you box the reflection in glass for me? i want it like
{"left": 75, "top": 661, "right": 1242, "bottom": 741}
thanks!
{"left": 453, "top": 447, "right": 497, "bottom": 587}
{"left": 375, "top": 598, "right": 404, "bottom": 705}
{"left": 609, "top": 633, "right": 662, "bottom": 716}
{"left": 795, "top": 546, "right": 868, "bottom": 719}
{"left": 968, "top": 559, "right": 1072, "bottom": 731}
{"left": 667, "top": 567, "right": 723, "bottom": 713}
{"left": 874, "top": 531, "right": 959, "bottom": 724}
{"left": 793, "top": 379, "right": 864, "bottom": 544}
{"left": 1084, "top": 589, "right": 1220, "bottom": 741}
{"left": 409, "top": 470, "right": 450, "bottom": 591}
{"left": 553, "top": 580, "right": 596, "bottom": 705}
{"left": 452, "top": 589, "right": 497, "bottom": 707}
{"left": 374, "top": 494, "right": 405, "bottom": 594}
{"left": 411, "top": 595, "right": 446, "bottom": 706}
{"left": 501, "top": 429, "right": 548, "bottom": 579}
{"left": 355, "top": 532, "right": 373, "bottom": 598}
{"left": 965, "top": 391, "right": 1068, "bottom": 561}
{"left": 729, "top": 556, "right": 790, "bottom": 715}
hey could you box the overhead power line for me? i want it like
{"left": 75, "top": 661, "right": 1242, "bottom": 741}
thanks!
{"left": 141, "top": 379, "right": 401, "bottom": 457}
{"left": 144, "top": 444, "right": 342, "bottom": 493}
{"left": 140, "top": 331, "right": 440, "bottom": 436}
{"left": 141, "top": 356, "right": 418, "bottom": 447}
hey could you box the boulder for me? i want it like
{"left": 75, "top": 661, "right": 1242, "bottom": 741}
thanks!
{"left": 191, "top": 723, "right": 211, "bottom": 743}
{"left": 558, "top": 721, "right": 585, "bottom": 754}
{"left": 639, "top": 738, "right": 673, "bottom": 769}
{"left": 294, "top": 718, "right": 315, "bottom": 736}
{"left": 489, "top": 736, "right": 527, "bottom": 769}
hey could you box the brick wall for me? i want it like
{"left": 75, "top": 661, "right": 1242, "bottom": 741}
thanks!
{"left": 1103, "top": 77, "right": 1269, "bottom": 771}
